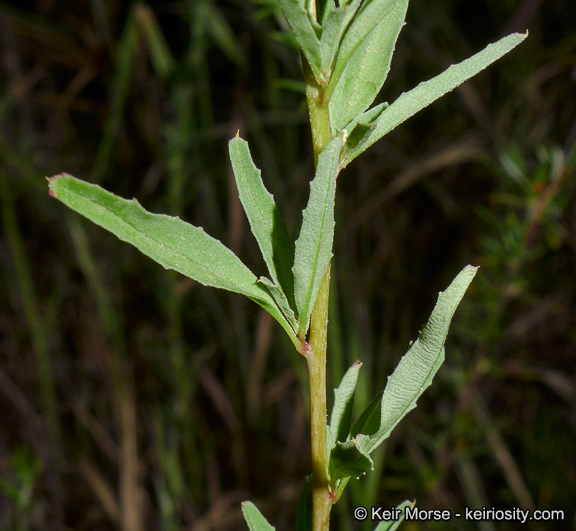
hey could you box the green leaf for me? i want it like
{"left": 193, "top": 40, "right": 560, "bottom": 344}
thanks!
{"left": 341, "top": 32, "right": 528, "bottom": 167}
{"left": 48, "top": 174, "right": 299, "bottom": 348}
{"left": 277, "top": 0, "right": 323, "bottom": 83}
{"left": 258, "top": 277, "right": 298, "bottom": 332}
{"left": 349, "top": 391, "right": 383, "bottom": 438}
{"left": 319, "top": 0, "right": 362, "bottom": 78}
{"left": 329, "top": 438, "right": 373, "bottom": 484}
{"left": 329, "top": 0, "right": 407, "bottom": 132}
{"left": 344, "top": 101, "right": 390, "bottom": 135}
{"left": 359, "top": 265, "right": 478, "bottom": 455}
{"left": 333, "top": 0, "right": 398, "bottom": 79}
{"left": 241, "top": 501, "right": 276, "bottom": 531}
{"left": 328, "top": 267, "right": 477, "bottom": 482}
{"left": 340, "top": 102, "right": 389, "bottom": 160}
{"left": 293, "top": 137, "right": 342, "bottom": 337}
{"left": 373, "top": 500, "right": 415, "bottom": 531}
{"left": 332, "top": 475, "right": 350, "bottom": 502}
{"left": 316, "top": 0, "right": 336, "bottom": 25}
{"left": 229, "top": 136, "right": 296, "bottom": 313}
{"left": 328, "top": 360, "right": 362, "bottom": 450}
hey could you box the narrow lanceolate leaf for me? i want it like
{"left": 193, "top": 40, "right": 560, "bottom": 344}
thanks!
{"left": 332, "top": 0, "right": 398, "bottom": 77}
{"left": 241, "top": 501, "right": 276, "bottom": 531}
{"left": 48, "top": 174, "right": 299, "bottom": 348}
{"left": 277, "top": 0, "right": 323, "bottom": 83}
{"left": 319, "top": 0, "right": 362, "bottom": 78}
{"left": 341, "top": 102, "right": 389, "bottom": 160}
{"left": 258, "top": 277, "right": 297, "bottom": 332}
{"left": 328, "top": 360, "right": 362, "bottom": 450}
{"left": 316, "top": 0, "right": 336, "bottom": 26}
{"left": 349, "top": 391, "right": 383, "bottom": 438}
{"left": 358, "top": 265, "right": 478, "bottom": 455}
{"left": 293, "top": 137, "right": 342, "bottom": 337}
{"left": 229, "top": 136, "right": 296, "bottom": 312}
{"left": 329, "top": 0, "right": 407, "bottom": 132}
{"left": 341, "top": 32, "right": 528, "bottom": 167}
{"left": 373, "top": 500, "right": 415, "bottom": 531}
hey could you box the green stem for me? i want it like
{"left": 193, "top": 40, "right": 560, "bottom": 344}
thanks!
{"left": 302, "top": 38, "right": 335, "bottom": 531}
{"left": 302, "top": 29, "right": 332, "bottom": 531}
{"left": 306, "top": 262, "right": 332, "bottom": 531}
{"left": 303, "top": 57, "right": 332, "bottom": 165}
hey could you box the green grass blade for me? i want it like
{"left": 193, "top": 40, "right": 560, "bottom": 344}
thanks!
{"left": 293, "top": 137, "right": 342, "bottom": 337}
{"left": 328, "top": 360, "right": 362, "bottom": 449}
{"left": 241, "top": 501, "right": 276, "bottom": 531}
{"left": 359, "top": 265, "right": 478, "bottom": 455}
{"left": 134, "top": 5, "right": 175, "bottom": 78}
{"left": 1, "top": 170, "right": 64, "bottom": 466}
{"left": 91, "top": 10, "right": 138, "bottom": 183}
{"left": 229, "top": 136, "right": 295, "bottom": 311}
{"left": 48, "top": 174, "right": 299, "bottom": 347}
{"left": 202, "top": 1, "right": 247, "bottom": 70}
{"left": 341, "top": 32, "right": 528, "bottom": 167}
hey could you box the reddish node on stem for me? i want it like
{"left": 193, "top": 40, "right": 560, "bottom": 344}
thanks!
{"left": 298, "top": 338, "right": 312, "bottom": 357}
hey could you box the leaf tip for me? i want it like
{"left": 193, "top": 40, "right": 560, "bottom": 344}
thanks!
{"left": 47, "top": 173, "right": 69, "bottom": 198}
{"left": 47, "top": 177, "right": 57, "bottom": 198}
{"left": 464, "top": 264, "right": 480, "bottom": 276}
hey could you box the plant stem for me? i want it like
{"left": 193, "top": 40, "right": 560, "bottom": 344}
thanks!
{"left": 303, "top": 59, "right": 331, "bottom": 166}
{"left": 306, "top": 262, "right": 332, "bottom": 531}
{"left": 302, "top": 36, "right": 335, "bottom": 530}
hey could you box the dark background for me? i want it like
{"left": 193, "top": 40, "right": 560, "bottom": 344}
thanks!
{"left": 0, "top": 0, "right": 574, "bottom": 529}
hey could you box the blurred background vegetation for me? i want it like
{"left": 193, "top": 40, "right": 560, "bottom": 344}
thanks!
{"left": 0, "top": 0, "right": 574, "bottom": 529}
